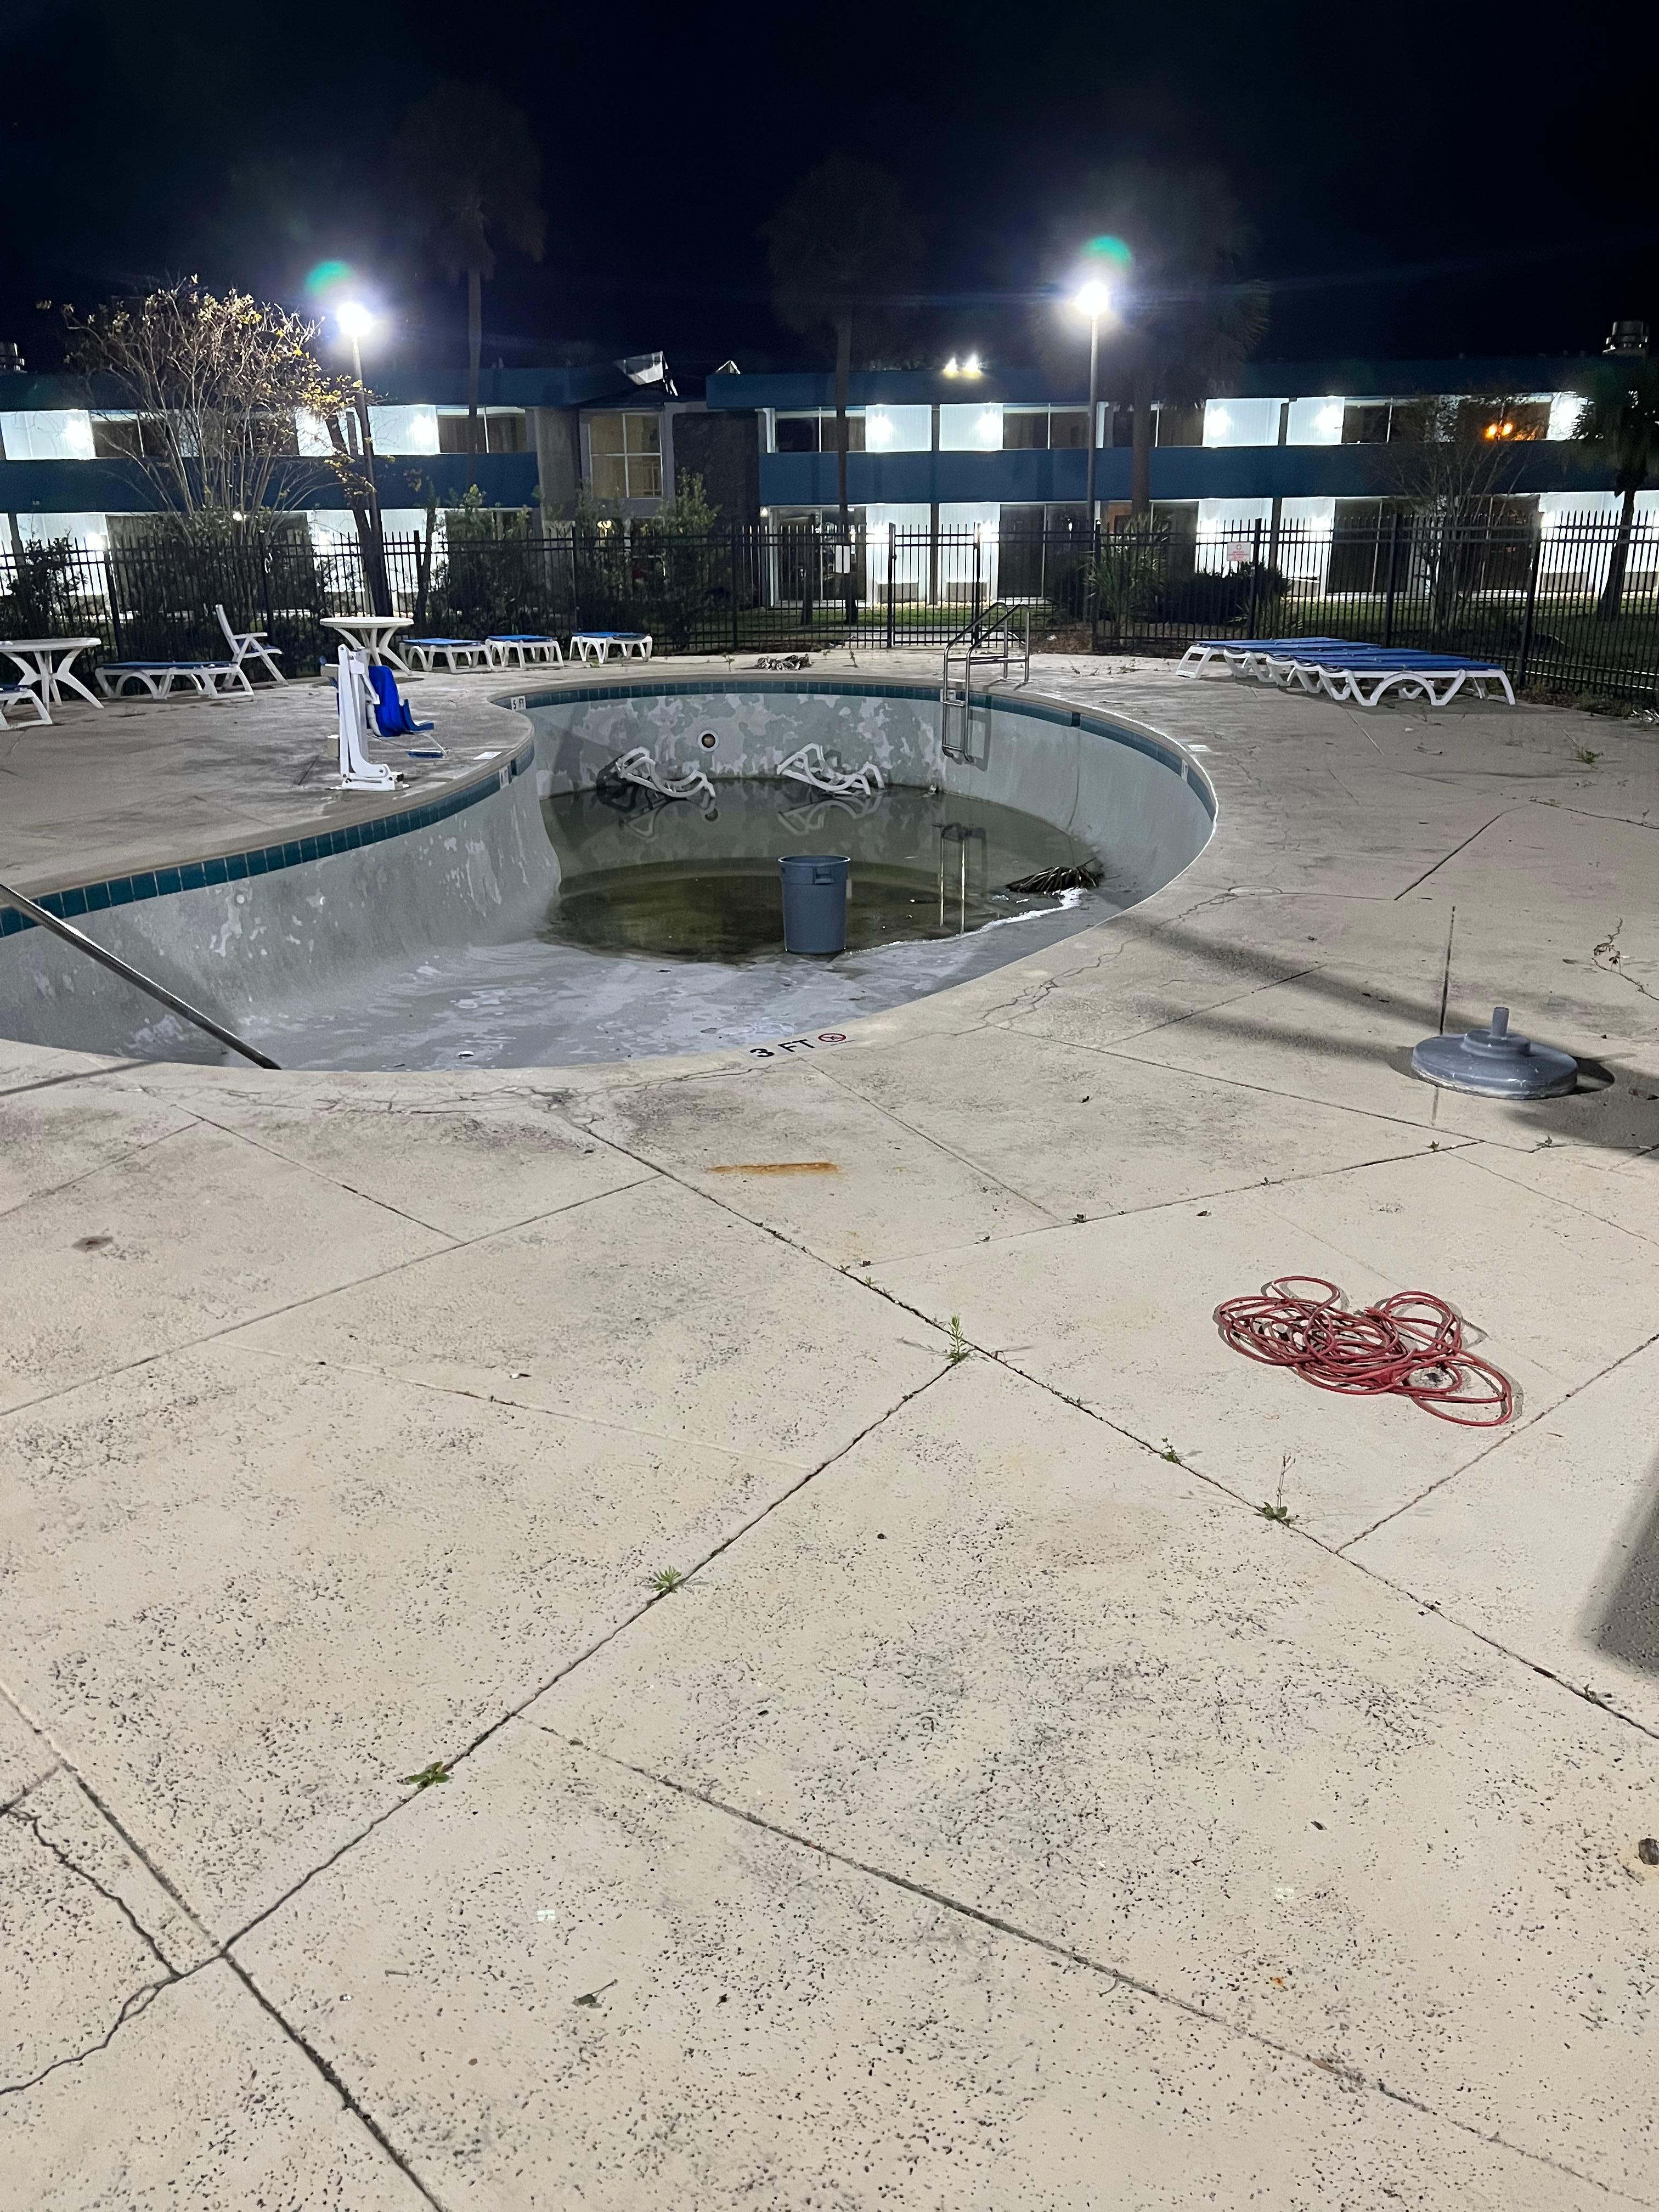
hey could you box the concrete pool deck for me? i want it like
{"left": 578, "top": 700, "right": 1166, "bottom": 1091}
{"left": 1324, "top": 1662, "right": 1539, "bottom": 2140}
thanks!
{"left": 1, "top": 652, "right": 1657, "bottom": 2208}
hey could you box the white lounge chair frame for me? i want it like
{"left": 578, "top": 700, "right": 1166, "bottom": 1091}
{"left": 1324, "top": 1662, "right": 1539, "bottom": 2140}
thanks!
{"left": 484, "top": 635, "right": 564, "bottom": 668}
{"left": 214, "top": 603, "right": 285, "bottom": 684}
{"left": 570, "top": 631, "right": 653, "bottom": 665}
{"left": 0, "top": 681, "right": 50, "bottom": 728}
{"left": 610, "top": 746, "right": 714, "bottom": 803}
{"left": 95, "top": 660, "right": 254, "bottom": 700}
{"left": 1177, "top": 641, "right": 1514, "bottom": 708}
{"left": 402, "top": 639, "right": 489, "bottom": 673}
{"left": 777, "top": 743, "right": 885, "bottom": 797}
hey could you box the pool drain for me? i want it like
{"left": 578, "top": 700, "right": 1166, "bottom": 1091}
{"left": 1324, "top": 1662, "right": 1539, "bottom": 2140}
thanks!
{"left": 1410, "top": 1005, "right": 1577, "bottom": 1099}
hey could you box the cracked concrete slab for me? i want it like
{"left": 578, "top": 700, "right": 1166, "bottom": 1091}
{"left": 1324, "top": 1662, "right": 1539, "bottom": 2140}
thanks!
{"left": 234, "top": 1720, "right": 1616, "bottom": 2211}
{"left": 229, "top": 1172, "right": 950, "bottom": 1465}
{"left": 2, "top": 658, "right": 1658, "bottom": 2204}
{"left": 0, "top": 1339, "right": 808, "bottom": 1934}
{"left": 0, "top": 1690, "right": 58, "bottom": 1804}
{"left": 816, "top": 1020, "right": 1455, "bottom": 1223}
{"left": 1255, "top": 1148, "right": 1659, "bottom": 1390}
{"left": 1349, "top": 1334, "right": 1659, "bottom": 1734}
{"left": 2, "top": 1766, "right": 204, "bottom": 2092}
{"left": 0, "top": 1117, "right": 452, "bottom": 1414}
{"left": 582, "top": 1057, "right": 1057, "bottom": 1265}
{"left": 0, "top": 1960, "right": 429, "bottom": 2208}
{"left": 0, "top": 1073, "right": 199, "bottom": 1218}
{"left": 873, "top": 1173, "right": 1564, "bottom": 1542}
{"left": 531, "top": 1359, "right": 1659, "bottom": 2197}
{"left": 120, "top": 1074, "right": 657, "bottom": 1240}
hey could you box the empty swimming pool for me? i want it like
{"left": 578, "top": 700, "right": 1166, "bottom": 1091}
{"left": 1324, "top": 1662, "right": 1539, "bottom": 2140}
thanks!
{"left": 0, "top": 677, "right": 1215, "bottom": 1069}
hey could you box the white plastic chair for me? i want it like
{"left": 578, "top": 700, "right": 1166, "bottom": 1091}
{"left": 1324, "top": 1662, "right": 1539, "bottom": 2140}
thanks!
{"left": 0, "top": 681, "right": 50, "bottom": 728}
{"left": 215, "top": 604, "right": 285, "bottom": 684}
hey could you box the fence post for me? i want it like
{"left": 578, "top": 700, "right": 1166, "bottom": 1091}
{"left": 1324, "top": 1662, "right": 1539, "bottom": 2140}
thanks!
{"left": 886, "top": 526, "right": 896, "bottom": 651}
{"left": 1088, "top": 519, "right": 1101, "bottom": 654}
{"left": 1246, "top": 519, "right": 1262, "bottom": 638}
{"left": 1516, "top": 528, "right": 1543, "bottom": 693}
{"left": 972, "top": 527, "right": 982, "bottom": 626}
{"left": 730, "top": 522, "right": 740, "bottom": 652}
{"left": 1383, "top": 511, "right": 1401, "bottom": 647}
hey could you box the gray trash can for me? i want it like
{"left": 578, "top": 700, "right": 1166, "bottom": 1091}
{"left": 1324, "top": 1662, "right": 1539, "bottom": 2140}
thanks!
{"left": 779, "top": 853, "right": 850, "bottom": 956}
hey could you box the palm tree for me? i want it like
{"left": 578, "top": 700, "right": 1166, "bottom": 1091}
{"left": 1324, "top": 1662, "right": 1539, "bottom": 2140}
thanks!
{"left": 397, "top": 86, "right": 545, "bottom": 482}
{"left": 1576, "top": 356, "right": 1659, "bottom": 618}
{"left": 1046, "top": 162, "right": 1264, "bottom": 517}
{"left": 762, "top": 157, "right": 921, "bottom": 615}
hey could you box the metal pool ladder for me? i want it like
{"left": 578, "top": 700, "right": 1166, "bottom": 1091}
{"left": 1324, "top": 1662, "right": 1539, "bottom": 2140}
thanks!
{"left": 940, "top": 601, "right": 1031, "bottom": 759}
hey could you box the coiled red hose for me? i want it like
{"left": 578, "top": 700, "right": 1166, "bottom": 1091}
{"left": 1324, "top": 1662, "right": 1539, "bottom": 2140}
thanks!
{"left": 1213, "top": 1277, "right": 1514, "bottom": 1427}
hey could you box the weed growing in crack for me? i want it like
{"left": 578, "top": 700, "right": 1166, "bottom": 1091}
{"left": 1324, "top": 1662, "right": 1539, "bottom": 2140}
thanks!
{"left": 946, "top": 1316, "right": 971, "bottom": 1366}
{"left": 1160, "top": 1441, "right": 1183, "bottom": 1465}
{"left": 402, "top": 1762, "right": 451, "bottom": 1790}
{"left": 1573, "top": 746, "right": 1602, "bottom": 766}
{"left": 1259, "top": 1454, "right": 1297, "bottom": 1526}
{"left": 648, "top": 1566, "right": 686, "bottom": 1595}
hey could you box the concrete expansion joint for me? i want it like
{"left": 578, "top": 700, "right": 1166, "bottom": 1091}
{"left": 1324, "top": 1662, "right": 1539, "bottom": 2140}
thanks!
{"left": 211, "top": 1366, "right": 955, "bottom": 1966}
{"left": 220, "top": 1954, "right": 451, "bottom": 2211}
{"left": 543, "top": 1732, "right": 1640, "bottom": 2208}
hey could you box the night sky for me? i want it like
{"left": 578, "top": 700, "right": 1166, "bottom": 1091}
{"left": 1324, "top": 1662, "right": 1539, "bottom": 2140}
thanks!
{"left": 0, "top": 0, "right": 1651, "bottom": 385}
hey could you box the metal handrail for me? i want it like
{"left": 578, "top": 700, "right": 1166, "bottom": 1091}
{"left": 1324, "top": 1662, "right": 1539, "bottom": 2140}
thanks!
{"left": 0, "top": 876, "right": 279, "bottom": 1069}
{"left": 940, "top": 600, "right": 1031, "bottom": 758}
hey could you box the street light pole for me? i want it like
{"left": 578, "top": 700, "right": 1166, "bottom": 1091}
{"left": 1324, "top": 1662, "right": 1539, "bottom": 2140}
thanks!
{"left": 338, "top": 304, "right": 388, "bottom": 616}
{"left": 1085, "top": 308, "right": 1101, "bottom": 526}
{"left": 1071, "top": 280, "right": 1113, "bottom": 531}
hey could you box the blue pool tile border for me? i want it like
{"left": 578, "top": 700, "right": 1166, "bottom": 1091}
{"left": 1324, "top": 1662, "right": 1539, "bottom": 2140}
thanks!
{"left": 520, "top": 676, "right": 1216, "bottom": 821}
{"left": 0, "top": 735, "right": 535, "bottom": 939}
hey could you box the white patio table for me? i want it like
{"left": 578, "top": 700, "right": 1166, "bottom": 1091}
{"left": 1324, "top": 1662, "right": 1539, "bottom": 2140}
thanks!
{"left": 320, "top": 616, "right": 414, "bottom": 674}
{"left": 0, "top": 636, "right": 104, "bottom": 709}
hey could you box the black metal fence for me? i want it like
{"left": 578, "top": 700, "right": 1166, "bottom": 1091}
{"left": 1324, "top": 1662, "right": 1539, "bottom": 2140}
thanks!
{"left": 3, "top": 515, "right": 1657, "bottom": 701}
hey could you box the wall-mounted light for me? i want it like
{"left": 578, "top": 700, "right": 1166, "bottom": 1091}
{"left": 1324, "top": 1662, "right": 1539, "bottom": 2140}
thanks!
{"left": 866, "top": 411, "right": 895, "bottom": 446}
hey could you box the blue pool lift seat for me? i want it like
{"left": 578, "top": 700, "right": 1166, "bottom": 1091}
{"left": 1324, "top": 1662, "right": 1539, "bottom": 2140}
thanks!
{"left": 366, "top": 664, "right": 443, "bottom": 756}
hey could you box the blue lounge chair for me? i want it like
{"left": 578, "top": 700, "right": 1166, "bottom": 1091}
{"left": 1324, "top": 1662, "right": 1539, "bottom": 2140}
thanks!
{"left": 402, "top": 637, "right": 488, "bottom": 672}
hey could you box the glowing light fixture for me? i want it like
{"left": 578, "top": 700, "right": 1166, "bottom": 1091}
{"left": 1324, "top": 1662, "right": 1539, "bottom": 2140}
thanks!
{"left": 943, "top": 356, "right": 960, "bottom": 376}
{"left": 336, "top": 301, "right": 375, "bottom": 343}
{"left": 866, "top": 410, "right": 895, "bottom": 446}
{"left": 1071, "top": 279, "right": 1113, "bottom": 323}
{"left": 975, "top": 409, "right": 1000, "bottom": 445}
{"left": 944, "top": 353, "right": 984, "bottom": 378}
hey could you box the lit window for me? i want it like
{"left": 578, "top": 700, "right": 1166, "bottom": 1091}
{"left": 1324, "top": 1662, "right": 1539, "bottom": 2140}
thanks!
{"left": 589, "top": 411, "right": 663, "bottom": 499}
{"left": 940, "top": 402, "right": 1004, "bottom": 450}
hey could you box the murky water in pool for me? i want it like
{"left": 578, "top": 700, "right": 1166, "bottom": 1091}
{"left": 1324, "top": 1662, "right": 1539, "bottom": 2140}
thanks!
{"left": 540, "top": 782, "right": 1101, "bottom": 961}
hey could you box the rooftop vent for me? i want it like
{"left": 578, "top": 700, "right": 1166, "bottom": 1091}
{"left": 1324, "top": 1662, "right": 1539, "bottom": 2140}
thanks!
{"left": 0, "top": 342, "right": 22, "bottom": 374}
{"left": 1605, "top": 319, "right": 1650, "bottom": 355}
